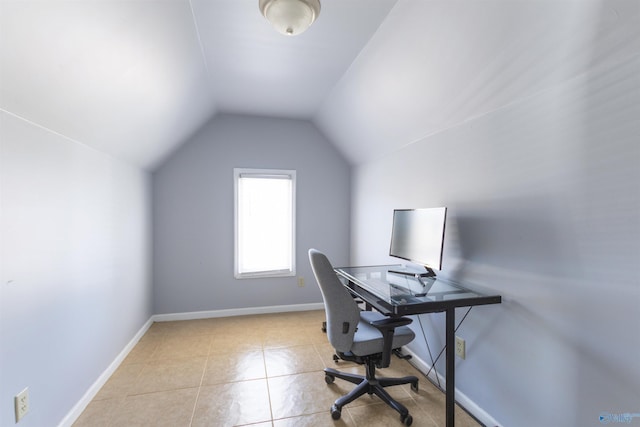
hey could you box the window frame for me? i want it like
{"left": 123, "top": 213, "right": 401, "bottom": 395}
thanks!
{"left": 233, "top": 168, "right": 296, "bottom": 279}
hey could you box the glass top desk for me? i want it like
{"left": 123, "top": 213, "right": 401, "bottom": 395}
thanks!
{"left": 334, "top": 265, "right": 501, "bottom": 427}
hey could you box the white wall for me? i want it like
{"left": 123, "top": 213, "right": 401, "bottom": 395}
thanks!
{"left": 317, "top": 1, "right": 639, "bottom": 425}
{"left": 0, "top": 111, "right": 152, "bottom": 427}
{"left": 152, "top": 113, "right": 351, "bottom": 314}
{"left": 350, "top": 56, "right": 639, "bottom": 426}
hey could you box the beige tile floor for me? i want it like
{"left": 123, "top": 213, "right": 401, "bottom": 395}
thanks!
{"left": 73, "top": 310, "right": 481, "bottom": 427}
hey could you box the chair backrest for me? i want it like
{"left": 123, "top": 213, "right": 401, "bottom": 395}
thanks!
{"left": 309, "top": 249, "right": 361, "bottom": 353}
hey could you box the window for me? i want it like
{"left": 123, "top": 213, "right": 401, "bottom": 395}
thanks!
{"left": 234, "top": 168, "right": 296, "bottom": 278}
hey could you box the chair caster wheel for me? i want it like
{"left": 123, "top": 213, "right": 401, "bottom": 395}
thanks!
{"left": 325, "top": 374, "right": 335, "bottom": 384}
{"left": 401, "top": 413, "right": 413, "bottom": 426}
{"left": 331, "top": 405, "right": 341, "bottom": 420}
{"left": 411, "top": 381, "right": 419, "bottom": 393}
{"left": 332, "top": 354, "right": 339, "bottom": 363}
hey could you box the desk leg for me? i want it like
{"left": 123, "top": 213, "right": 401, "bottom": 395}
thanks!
{"left": 446, "top": 307, "right": 455, "bottom": 427}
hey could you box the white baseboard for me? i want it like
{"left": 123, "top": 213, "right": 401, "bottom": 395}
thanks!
{"left": 58, "top": 303, "right": 324, "bottom": 426}
{"left": 57, "top": 316, "right": 154, "bottom": 427}
{"left": 403, "top": 346, "right": 501, "bottom": 427}
{"left": 152, "top": 302, "right": 325, "bottom": 322}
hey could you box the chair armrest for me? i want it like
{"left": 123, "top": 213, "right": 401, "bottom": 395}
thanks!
{"left": 369, "top": 317, "right": 412, "bottom": 329}
{"left": 367, "top": 316, "right": 413, "bottom": 368}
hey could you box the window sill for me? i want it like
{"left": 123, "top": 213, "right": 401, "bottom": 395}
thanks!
{"left": 235, "top": 270, "right": 295, "bottom": 280}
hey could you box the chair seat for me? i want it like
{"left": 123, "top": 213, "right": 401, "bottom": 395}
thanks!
{"left": 351, "top": 311, "right": 415, "bottom": 357}
{"left": 359, "top": 310, "right": 385, "bottom": 323}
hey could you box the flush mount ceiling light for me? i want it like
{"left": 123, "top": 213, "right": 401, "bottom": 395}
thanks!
{"left": 259, "top": 0, "right": 321, "bottom": 36}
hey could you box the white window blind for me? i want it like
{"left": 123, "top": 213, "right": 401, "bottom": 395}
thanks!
{"left": 234, "top": 169, "right": 296, "bottom": 278}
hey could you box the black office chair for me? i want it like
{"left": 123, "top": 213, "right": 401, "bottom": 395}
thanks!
{"left": 308, "top": 249, "right": 419, "bottom": 426}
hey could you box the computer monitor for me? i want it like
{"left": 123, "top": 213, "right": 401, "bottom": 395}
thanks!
{"left": 389, "top": 207, "right": 447, "bottom": 277}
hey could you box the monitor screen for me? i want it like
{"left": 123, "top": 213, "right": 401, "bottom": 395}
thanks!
{"left": 389, "top": 207, "right": 447, "bottom": 272}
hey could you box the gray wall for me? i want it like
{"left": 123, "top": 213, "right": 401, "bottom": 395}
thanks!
{"left": 349, "top": 42, "right": 639, "bottom": 427}
{"left": 152, "top": 113, "right": 350, "bottom": 314}
{"left": 0, "top": 111, "right": 152, "bottom": 427}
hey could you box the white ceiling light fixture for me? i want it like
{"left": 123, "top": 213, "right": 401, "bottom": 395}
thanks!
{"left": 259, "top": 0, "right": 321, "bottom": 36}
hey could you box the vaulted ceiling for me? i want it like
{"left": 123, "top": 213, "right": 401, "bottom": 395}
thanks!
{"left": 1, "top": 0, "right": 637, "bottom": 169}
{"left": 0, "top": 0, "right": 397, "bottom": 168}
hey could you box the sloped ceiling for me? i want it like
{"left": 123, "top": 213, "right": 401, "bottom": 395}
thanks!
{"left": 0, "top": 0, "right": 397, "bottom": 169}
{"left": 1, "top": 0, "right": 638, "bottom": 169}
{"left": 0, "top": 0, "right": 216, "bottom": 168}
{"left": 316, "top": 0, "right": 639, "bottom": 164}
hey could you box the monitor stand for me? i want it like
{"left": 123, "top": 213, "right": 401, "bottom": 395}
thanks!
{"left": 387, "top": 265, "right": 436, "bottom": 279}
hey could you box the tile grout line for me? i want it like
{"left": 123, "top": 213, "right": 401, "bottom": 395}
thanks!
{"left": 188, "top": 333, "right": 211, "bottom": 427}
{"left": 261, "top": 345, "right": 277, "bottom": 425}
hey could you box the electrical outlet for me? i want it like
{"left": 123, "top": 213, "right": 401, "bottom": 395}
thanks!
{"left": 455, "top": 336, "right": 466, "bottom": 359}
{"left": 297, "top": 277, "right": 305, "bottom": 287}
{"left": 15, "top": 387, "right": 29, "bottom": 422}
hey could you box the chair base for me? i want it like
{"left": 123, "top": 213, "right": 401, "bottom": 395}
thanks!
{"left": 324, "top": 360, "right": 419, "bottom": 425}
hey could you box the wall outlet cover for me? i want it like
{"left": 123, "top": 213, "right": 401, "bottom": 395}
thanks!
{"left": 15, "top": 387, "right": 29, "bottom": 422}
{"left": 455, "top": 336, "right": 466, "bottom": 359}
